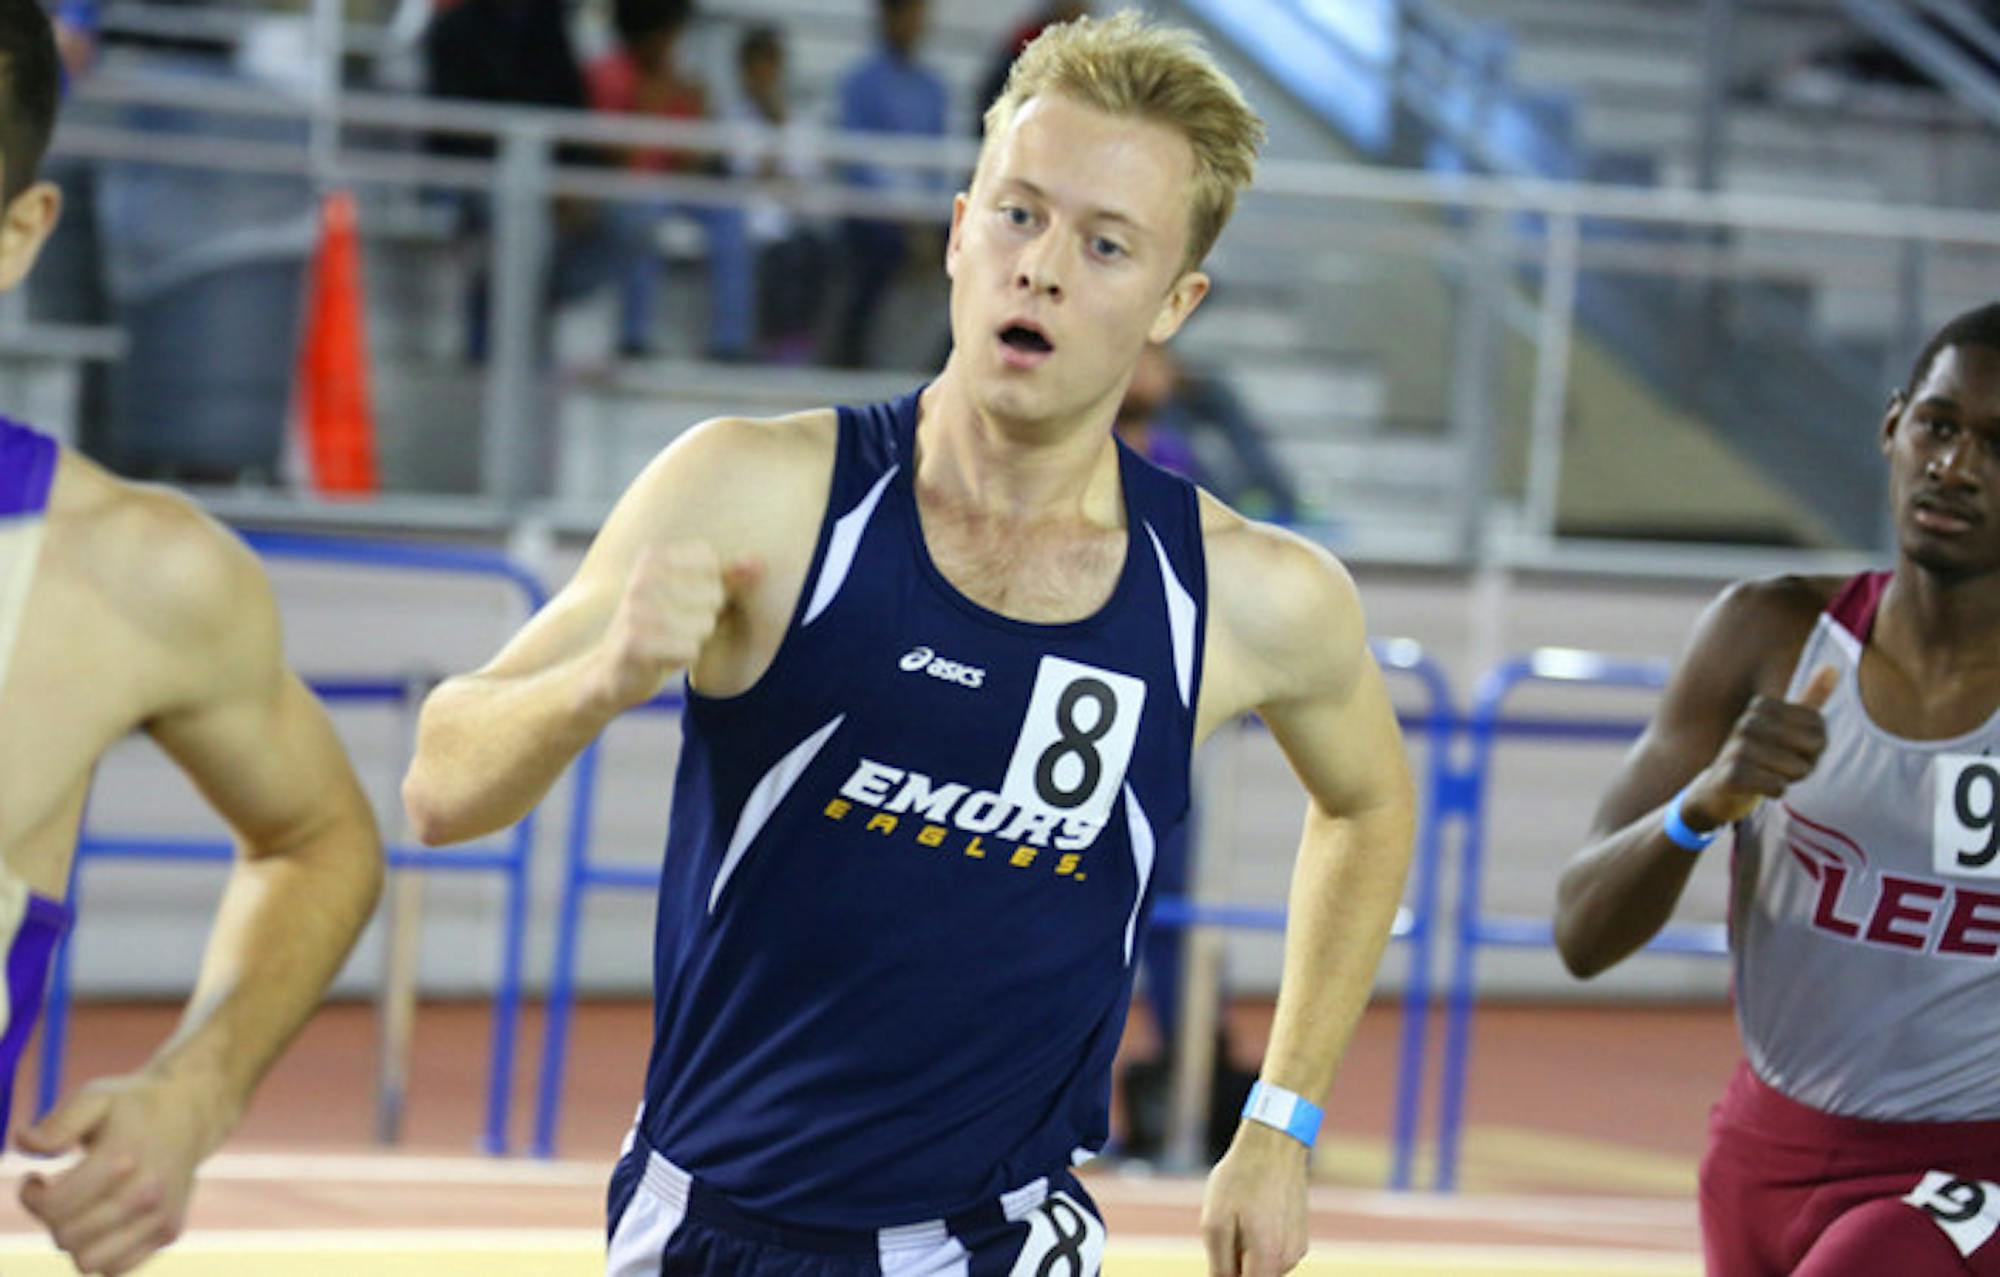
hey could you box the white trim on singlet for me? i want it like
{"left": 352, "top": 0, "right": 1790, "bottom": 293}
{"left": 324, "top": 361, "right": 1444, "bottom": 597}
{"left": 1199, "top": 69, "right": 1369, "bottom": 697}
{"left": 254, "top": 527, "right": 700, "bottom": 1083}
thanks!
{"left": 1144, "top": 523, "right": 1197, "bottom": 710}
{"left": 1821, "top": 614, "right": 1863, "bottom": 666}
{"left": 0, "top": 520, "right": 47, "bottom": 707}
{"left": 604, "top": 1150, "right": 690, "bottom": 1276}
{"left": 1805, "top": 612, "right": 2000, "bottom": 752}
{"left": 1121, "top": 784, "right": 1156, "bottom": 966}
{"left": 804, "top": 467, "right": 898, "bottom": 627}
{"left": 616, "top": 1103, "right": 644, "bottom": 1160}
{"left": 709, "top": 714, "right": 845, "bottom": 914}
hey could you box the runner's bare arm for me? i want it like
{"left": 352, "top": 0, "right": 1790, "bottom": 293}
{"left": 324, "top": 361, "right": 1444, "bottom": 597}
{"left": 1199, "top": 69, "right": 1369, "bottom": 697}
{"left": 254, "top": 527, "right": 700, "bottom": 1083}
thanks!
{"left": 1553, "top": 579, "right": 1827, "bottom": 978}
{"left": 1200, "top": 525, "right": 1416, "bottom": 1277}
{"left": 402, "top": 419, "right": 778, "bottom": 845}
{"left": 19, "top": 496, "right": 382, "bottom": 1277}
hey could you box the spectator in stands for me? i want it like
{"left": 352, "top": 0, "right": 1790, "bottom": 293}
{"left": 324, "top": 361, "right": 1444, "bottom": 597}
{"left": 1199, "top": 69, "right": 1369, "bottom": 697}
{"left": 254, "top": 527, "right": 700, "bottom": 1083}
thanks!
{"left": 582, "top": 0, "right": 752, "bottom": 361}
{"left": 1115, "top": 345, "right": 1300, "bottom": 522}
{"left": 425, "top": 0, "right": 590, "bottom": 154}
{"left": 724, "top": 24, "right": 828, "bottom": 363}
{"left": 424, "top": 0, "right": 594, "bottom": 362}
{"left": 974, "top": 1, "right": 1087, "bottom": 121}
{"left": 831, "top": 0, "right": 948, "bottom": 368}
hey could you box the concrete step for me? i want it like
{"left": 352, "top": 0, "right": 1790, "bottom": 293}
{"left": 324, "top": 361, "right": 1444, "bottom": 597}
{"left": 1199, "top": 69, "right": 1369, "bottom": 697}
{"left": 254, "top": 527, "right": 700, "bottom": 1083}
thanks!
{"left": 548, "top": 352, "right": 1404, "bottom": 505}
{"left": 1510, "top": 42, "right": 1702, "bottom": 97}
{"left": 1277, "top": 434, "right": 1464, "bottom": 499}
{"left": 1225, "top": 359, "right": 1389, "bottom": 435}
{"left": 1450, "top": 0, "right": 1697, "bottom": 45}
{"left": 553, "top": 359, "right": 923, "bottom": 500}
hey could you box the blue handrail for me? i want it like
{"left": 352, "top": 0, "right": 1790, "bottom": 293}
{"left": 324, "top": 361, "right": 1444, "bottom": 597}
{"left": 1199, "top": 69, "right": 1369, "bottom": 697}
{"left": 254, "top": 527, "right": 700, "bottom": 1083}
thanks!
{"left": 40, "top": 532, "right": 549, "bottom": 1156}
{"left": 1130, "top": 639, "right": 1454, "bottom": 1190}
{"left": 1431, "top": 648, "right": 1723, "bottom": 1192}
{"left": 1371, "top": 638, "right": 1458, "bottom": 1192}
{"left": 532, "top": 688, "right": 680, "bottom": 1160}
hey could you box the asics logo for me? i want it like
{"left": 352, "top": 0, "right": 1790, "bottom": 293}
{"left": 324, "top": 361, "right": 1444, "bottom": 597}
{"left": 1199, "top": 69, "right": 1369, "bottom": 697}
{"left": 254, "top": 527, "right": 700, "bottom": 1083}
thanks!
{"left": 899, "top": 645, "right": 986, "bottom": 688}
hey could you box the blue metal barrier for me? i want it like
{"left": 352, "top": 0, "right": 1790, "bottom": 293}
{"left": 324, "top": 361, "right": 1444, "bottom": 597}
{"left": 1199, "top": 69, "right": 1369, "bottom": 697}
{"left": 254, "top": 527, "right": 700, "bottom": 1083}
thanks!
{"left": 1432, "top": 648, "right": 1726, "bottom": 1191}
{"left": 40, "top": 532, "right": 550, "bottom": 1156}
{"left": 1364, "top": 639, "right": 1458, "bottom": 1192}
{"left": 1135, "top": 638, "right": 1454, "bottom": 1190}
{"left": 532, "top": 690, "right": 679, "bottom": 1159}
{"left": 529, "top": 638, "right": 1461, "bottom": 1194}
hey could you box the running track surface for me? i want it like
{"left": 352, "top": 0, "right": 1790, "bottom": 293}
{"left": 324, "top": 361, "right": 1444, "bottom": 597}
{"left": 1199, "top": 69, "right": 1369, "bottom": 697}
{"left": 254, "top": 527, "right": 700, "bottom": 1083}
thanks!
{"left": 0, "top": 999, "right": 1734, "bottom": 1272}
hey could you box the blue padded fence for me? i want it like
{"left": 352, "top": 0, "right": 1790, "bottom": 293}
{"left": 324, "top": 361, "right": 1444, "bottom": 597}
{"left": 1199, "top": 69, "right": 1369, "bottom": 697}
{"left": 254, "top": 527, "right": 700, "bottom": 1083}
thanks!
{"left": 1432, "top": 648, "right": 1729, "bottom": 1191}
{"left": 40, "top": 532, "right": 550, "bottom": 1156}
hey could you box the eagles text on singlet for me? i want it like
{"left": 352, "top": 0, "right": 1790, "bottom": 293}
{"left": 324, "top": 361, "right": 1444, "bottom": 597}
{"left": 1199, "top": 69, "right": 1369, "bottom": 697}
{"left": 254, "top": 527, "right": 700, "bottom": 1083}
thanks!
{"left": 829, "top": 757, "right": 1102, "bottom": 877}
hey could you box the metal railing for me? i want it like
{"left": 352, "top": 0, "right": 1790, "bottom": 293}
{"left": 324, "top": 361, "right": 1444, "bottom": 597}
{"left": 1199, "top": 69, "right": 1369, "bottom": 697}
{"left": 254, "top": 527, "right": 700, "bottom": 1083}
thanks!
{"left": 33, "top": 55, "right": 2000, "bottom": 568}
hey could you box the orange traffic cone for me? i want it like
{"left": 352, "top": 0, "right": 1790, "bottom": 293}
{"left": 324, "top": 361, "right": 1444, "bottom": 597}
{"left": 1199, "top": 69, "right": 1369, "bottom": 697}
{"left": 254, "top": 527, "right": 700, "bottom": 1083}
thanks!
{"left": 296, "top": 189, "right": 379, "bottom": 497}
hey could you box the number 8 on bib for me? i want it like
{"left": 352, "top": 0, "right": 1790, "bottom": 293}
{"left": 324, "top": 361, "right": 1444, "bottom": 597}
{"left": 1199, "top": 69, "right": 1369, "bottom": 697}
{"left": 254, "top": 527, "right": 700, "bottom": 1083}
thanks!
{"left": 1000, "top": 656, "right": 1147, "bottom": 829}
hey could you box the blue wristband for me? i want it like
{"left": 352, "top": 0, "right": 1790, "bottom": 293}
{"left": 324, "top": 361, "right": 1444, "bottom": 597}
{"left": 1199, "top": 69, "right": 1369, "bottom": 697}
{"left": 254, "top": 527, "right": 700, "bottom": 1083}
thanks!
{"left": 1242, "top": 1080, "right": 1322, "bottom": 1148}
{"left": 1663, "top": 786, "right": 1719, "bottom": 852}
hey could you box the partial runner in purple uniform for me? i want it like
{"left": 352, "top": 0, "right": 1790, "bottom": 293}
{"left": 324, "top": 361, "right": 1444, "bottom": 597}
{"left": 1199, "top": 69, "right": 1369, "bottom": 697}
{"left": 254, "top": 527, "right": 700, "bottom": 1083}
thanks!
{"left": 1553, "top": 302, "right": 2000, "bottom": 1276}
{"left": 0, "top": 417, "right": 75, "bottom": 1137}
{"left": 0, "top": 5, "right": 382, "bottom": 1273}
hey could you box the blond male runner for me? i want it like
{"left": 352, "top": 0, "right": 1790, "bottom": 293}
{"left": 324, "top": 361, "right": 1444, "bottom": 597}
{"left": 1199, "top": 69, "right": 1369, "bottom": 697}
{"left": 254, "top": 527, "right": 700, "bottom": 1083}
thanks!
{"left": 0, "top": 4, "right": 383, "bottom": 1272}
{"left": 406, "top": 14, "right": 1414, "bottom": 1276}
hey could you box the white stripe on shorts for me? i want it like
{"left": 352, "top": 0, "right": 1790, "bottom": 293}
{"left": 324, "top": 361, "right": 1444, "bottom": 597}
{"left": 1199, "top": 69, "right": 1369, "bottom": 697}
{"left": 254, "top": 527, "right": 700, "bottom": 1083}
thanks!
{"left": 605, "top": 1142, "right": 1079, "bottom": 1277}
{"left": 604, "top": 1150, "right": 689, "bottom": 1277}
{"left": 999, "top": 1176, "right": 1049, "bottom": 1222}
{"left": 878, "top": 1219, "right": 969, "bottom": 1276}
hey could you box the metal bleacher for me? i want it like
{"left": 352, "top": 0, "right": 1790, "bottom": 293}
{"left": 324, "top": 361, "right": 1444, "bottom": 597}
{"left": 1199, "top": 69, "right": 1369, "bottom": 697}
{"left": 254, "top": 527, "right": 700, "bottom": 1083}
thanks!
{"left": 336, "top": 0, "right": 1403, "bottom": 542}
{"left": 1173, "top": 0, "right": 2000, "bottom": 553}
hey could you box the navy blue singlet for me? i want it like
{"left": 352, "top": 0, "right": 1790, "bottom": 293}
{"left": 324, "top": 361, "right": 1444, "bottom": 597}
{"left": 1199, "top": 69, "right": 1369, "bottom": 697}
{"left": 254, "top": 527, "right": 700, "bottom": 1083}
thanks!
{"left": 630, "top": 390, "right": 1207, "bottom": 1229}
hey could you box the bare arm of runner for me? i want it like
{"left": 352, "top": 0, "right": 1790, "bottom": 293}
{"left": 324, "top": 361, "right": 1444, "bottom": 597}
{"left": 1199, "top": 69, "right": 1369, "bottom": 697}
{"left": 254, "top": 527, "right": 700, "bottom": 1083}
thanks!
{"left": 1197, "top": 521, "right": 1417, "bottom": 1277}
{"left": 18, "top": 498, "right": 383, "bottom": 1277}
{"left": 401, "top": 417, "right": 833, "bottom": 845}
{"left": 1554, "top": 579, "right": 1834, "bottom": 978}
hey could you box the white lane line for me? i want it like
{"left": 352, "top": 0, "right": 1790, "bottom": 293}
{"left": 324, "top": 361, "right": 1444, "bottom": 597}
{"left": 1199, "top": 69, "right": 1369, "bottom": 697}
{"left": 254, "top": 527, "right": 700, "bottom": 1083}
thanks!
{"left": 1087, "top": 1178, "right": 1694, "bottom": 1225}
{"left": 0, "top": 1230, "right": 607, "bottom": 1253}
{"left": 0, "top": 1150, "right": 614, "bottom": 1188}
{"left": 0, "top": 1230, "right": 1698, "bottom": 1265}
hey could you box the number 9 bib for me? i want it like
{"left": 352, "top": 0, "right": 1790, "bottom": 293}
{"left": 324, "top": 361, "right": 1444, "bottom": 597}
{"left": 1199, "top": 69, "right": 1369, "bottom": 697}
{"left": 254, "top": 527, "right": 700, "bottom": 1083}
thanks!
{"left": 1935, "top": 755, "right": 2000, "bottom": 878}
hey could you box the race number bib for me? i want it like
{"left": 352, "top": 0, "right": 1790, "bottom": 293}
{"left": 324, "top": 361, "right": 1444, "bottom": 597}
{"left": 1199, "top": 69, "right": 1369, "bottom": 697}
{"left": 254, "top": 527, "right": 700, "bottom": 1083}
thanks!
{"left": 1904, "top": 1171, "right": 2000, "bottom": 1258}
{"left": 1007, "top": 1193, "right": 1106, "bottom": 1277}
{"left": 1000, "top": 656, "right": 1146, "bottom": 829}
{"left": 1934, "top": 755, "right": 2000, "bottom": 879}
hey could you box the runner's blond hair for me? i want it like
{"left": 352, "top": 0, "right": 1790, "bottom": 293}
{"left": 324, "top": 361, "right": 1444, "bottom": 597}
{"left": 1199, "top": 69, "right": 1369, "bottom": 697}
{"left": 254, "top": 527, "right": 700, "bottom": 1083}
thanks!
{"left": 979, "top": 10, "right": 1266, "bottom": 272}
